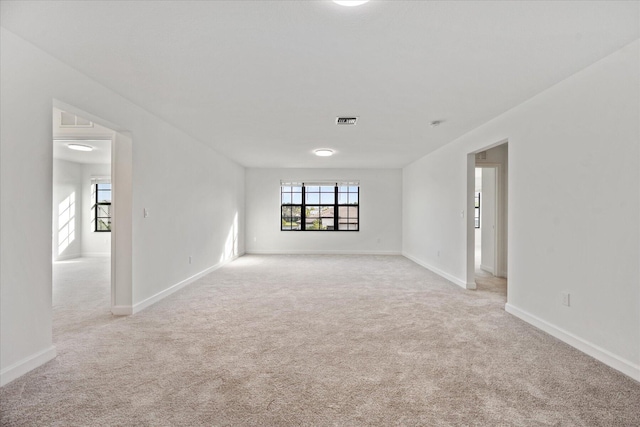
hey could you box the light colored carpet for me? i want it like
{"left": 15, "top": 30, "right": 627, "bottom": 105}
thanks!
{"left": 1, "top": 254, "right": 639, "bottom": 426}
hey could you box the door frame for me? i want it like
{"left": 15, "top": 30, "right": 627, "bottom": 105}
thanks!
{"left": 466, "top": 139, "right": 508, "bottom": 287}
{"left": 52, "top": 99, "right": 133, "bottom": 315}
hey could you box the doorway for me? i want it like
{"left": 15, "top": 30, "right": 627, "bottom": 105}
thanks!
{"left": 52, "top": 101, "right": 133, "bottom": 319}
{"left": 52, "top": 107, "right": 114, "bottom": 335}
{"left": 467, "top": 142, "right": 508, "bottom": 296}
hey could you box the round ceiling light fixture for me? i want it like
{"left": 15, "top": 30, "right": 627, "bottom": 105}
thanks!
{"left": 67, "top": 143, "right": 94, "bottom": 152}
{"left": 314, "top": 149, "right": 335, "bottom": 157}
{"left": 333, "top": 0, "right": 370, "bottom": 6}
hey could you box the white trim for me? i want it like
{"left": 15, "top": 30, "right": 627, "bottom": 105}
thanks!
{"left": 480, "top": 264, "right": 494, "bottom": 274}
{"left": 54, "top": 253, "right": 82, "bottom": 261}
{"left": 131, "top": 253, "right": 245, "bottom": 315}
{"left": 0, "top": 346, "right": 57, "bottom": 387}
{"left": 402, "top": 252, "right": 474, "bottom": 290}
{"left": 246, "top": 250, "right": 401, "bottom": 256}
{"left": 505, "top": 303, "right": 640, "bottom": 382}
{"left": 81, "top": 252, "right": 110, "bottom": 257}
{"left": 111, "top": 305, "right": 133, "bottom": 316}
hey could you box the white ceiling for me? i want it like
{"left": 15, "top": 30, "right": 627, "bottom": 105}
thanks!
{"left": 2, "top": 1, "right": 638, "bottom": 168}
{"left": 53, "top": 139, "right": 112, "bottom": 165}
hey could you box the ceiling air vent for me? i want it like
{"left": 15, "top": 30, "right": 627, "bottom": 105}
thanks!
{"left": 336, "top": 117, "right": 357, "bottom": 125}
{"left": 60, "top": 111, "right": 93, "bottom": 128}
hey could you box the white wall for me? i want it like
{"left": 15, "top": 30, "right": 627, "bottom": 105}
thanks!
{"left": 0, "top": 28, "right": 245, "bottom": 385}
{"left": 81, "top": 163, "right": 111, "bottom": 256}
{"left": 246, "top": 168, "right": 402, "bottom": 254}
{"left": 52, "top": 159, "right": 83, "bottom": 261}
{"left": 403, "top": 40, "right": 639, "bottom": 380}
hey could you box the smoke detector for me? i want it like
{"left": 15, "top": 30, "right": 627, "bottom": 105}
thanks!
{"left": 336, "top": 117, "right": 358, "bottom": 125}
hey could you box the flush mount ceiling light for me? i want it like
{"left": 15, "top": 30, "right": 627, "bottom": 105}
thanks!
{"left": 333, "top": 0, "right": 370, "bottom": 6}
{"left": 67, "top": 143, "right": 94, "bottom": 152}
{"left": 314, "top": 149, "right": 335, "bottom": 157}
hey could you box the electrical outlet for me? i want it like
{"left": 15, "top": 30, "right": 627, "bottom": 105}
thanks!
{"left": 189, "top": 256, "right": 192, "bottom": 264}
{"left": 437, "top": 250, "right": 440, "bottom": 257}
{"left": 144, "top": 208, "right": 149, "bottom": 218}
{"left": 561, "top": 292, "right": 570, "bottom": 307}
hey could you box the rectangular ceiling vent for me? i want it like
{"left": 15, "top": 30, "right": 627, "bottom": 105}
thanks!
{"left": 60, "top": 111, "right": 93, "bottom": 128}
{"left": 336, "top": 117, "right": 357, "bottom": 125}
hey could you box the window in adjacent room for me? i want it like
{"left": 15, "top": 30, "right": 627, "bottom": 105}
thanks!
{"left": 281, "top": 181, "right": 359, "bottom": 231}
{"left": 92, "top": 178, "right": 111, "bottom": 232}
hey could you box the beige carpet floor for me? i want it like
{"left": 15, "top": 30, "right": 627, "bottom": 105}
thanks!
{"left": 1, "top": 254, "right": 639, "bottom": 426}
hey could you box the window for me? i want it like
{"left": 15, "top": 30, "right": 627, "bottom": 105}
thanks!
{"left": 92, "top": 179, "right": 111, "bottom": 232}
{"left": 475, "top": 192, "right": 481, "bottom": 229}
{"left": 281, "top": 181, "right": 359, "bottom": 231}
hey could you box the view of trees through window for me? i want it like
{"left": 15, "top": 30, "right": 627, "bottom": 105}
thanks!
{"left": 281, "top": 182, "right": 359, "bottom": 231}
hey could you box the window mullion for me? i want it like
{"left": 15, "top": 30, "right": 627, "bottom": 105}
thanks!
{"left": 333, "top": 185, "right": 338, "bottom": 231}
{"left": 301, "top": 185, "right": 306, "bottom": 231}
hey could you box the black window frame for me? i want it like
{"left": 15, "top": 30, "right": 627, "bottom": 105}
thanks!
{"left": 93, "top": 182, "right": 112, "bottom": 232}
{"left": 281, "top": 182, "right": 359, "bottom": 232}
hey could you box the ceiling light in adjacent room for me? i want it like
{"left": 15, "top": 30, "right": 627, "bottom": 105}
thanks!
{"left": 314, "top": 149, "right": 334, "bottom": 157}
{"left": 67, "top": 143, "right": 94, "bottom": 152}
{"left": 333, "top": 1, "right": 370, "bottom": 7}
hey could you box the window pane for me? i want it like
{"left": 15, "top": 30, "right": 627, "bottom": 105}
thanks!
{"left": 282, "top": 186, "right": 291, "bottom": 193}
{"left": 320, "top": 206, "right": 334, "bottom": 217}
{"left": 338, "top": 206, "right": 358, "bottom": 230}
{"left": 282, "top": 193, "right": 292, "bottom": 204}
{"left": 97, "top": 219, "right": 111, "bottom": 231}
{"left": 306, "top": 186, "right": 319, "bottom": 193}
{"left": 292, "top": 186, "right": 302, "bottom": 193}
{"left": 282, "top": 206, "right": 292, "bottom": 217}
{"left": 320, "top": 193, "right": 334, "bottom": 204}
{"left": 348, "top": 192, "right": 358, "bottom": 204}
{"left": 320, "top": 186, "right": 334, "bottom": 192}
{"left": 349, "top": 186, "right": 358, "bottom": 193}
{"left": 98, "top": 205, "right": 111, "bottom": 217}
{"left": 338, "top": 193, "right": 348, "bottom": 204}
{"left": 306, "top": 206, "right": 333, "bottom": 230}
{"left": 306, "top": 192, "right": 319, "bottom": 204}
{"left": 307, "top": 206, "right": 320, "bottom": 218}
{"left": 292, "top": 193, "right": 302, "bottom": 204}
{"left": 97, "top": 191, "right": 111, "bottom": 203}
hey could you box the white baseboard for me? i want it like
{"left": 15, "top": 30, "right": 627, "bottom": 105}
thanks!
{"left": 402, "top": 252, "right": 472, "bottom": 289}
{"left": 54, "top": 252, "right": 82, "bottom": 261}
{"left": 131, "top": 253, "right": 244, "bottom": 315}
{"left": 81, "top": 252, "right": 110, "bottom": 257}
{"left": 111, "top": 305, "right": 133, "bottom": 316}
{"left": 480, "top": 264, "right": 494, "bottom": 274}
{"left": 505, "top": 303, "right": 640, "bottom": 382}
{"left": 246, "top": 250, "right": 401, "bottom": 255}
{"left": 0, "top": 345, "right": 57, "bottom": 387}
